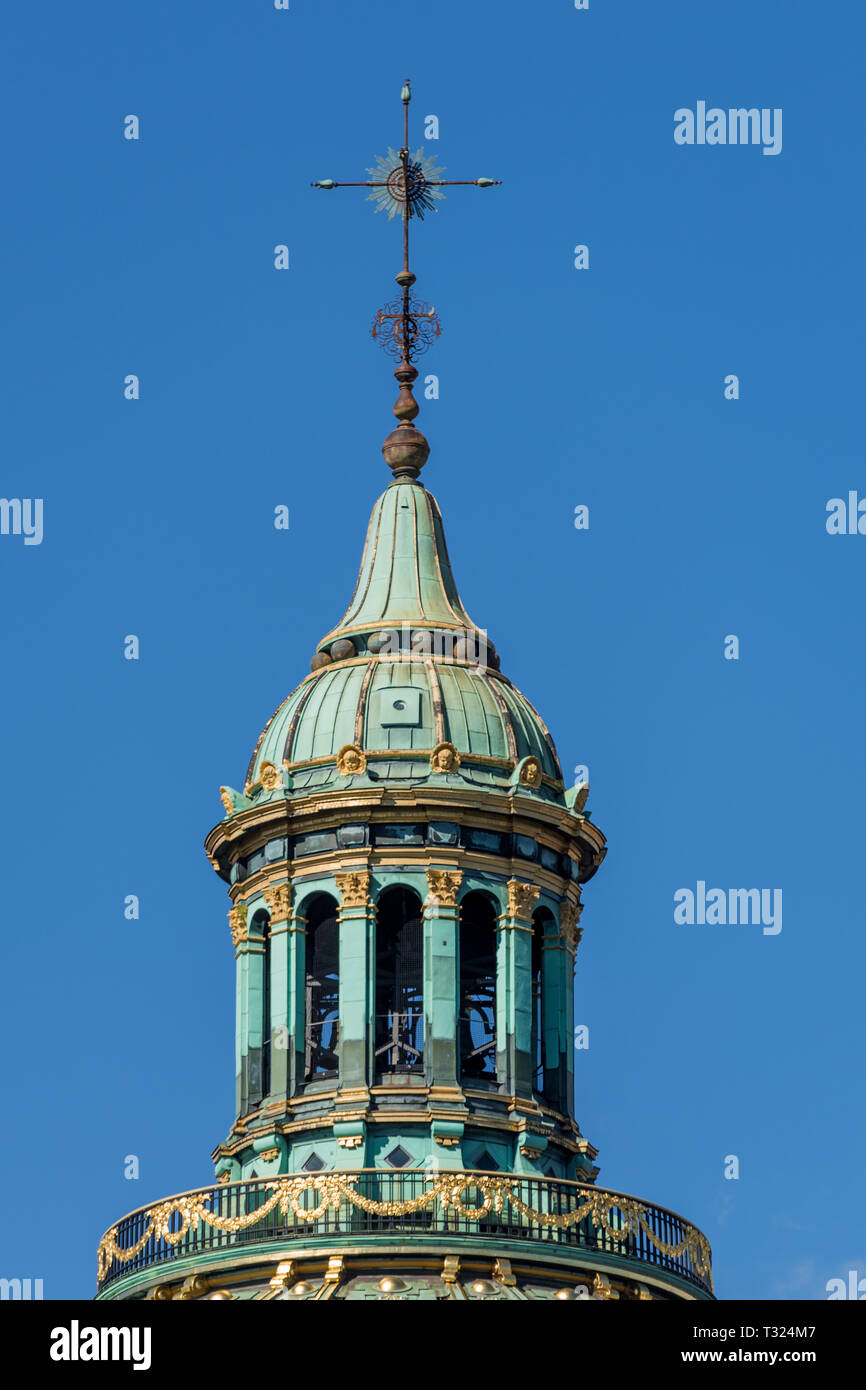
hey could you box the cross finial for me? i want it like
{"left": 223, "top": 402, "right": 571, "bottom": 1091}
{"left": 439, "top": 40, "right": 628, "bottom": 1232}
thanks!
{"left": 312, "top": 78, "right": 501, "bottom": 481}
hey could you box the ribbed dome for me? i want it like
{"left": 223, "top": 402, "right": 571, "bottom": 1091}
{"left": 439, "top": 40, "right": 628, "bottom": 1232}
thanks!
{"left": 244, "top": 655, "right": 562, "bottom": 799}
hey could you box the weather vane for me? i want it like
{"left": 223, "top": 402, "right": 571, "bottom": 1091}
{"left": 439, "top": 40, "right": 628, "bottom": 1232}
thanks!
{"left": 312, "top": 78, "right": 501, "bottom": 479}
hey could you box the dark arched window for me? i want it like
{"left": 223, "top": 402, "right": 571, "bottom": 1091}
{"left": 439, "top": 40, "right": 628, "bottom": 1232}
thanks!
{"left": 375, "top": 886, "right": 424, "bottom": 1073}
{"left": 304, "top": 895, "right": 340, "bottom": 1081}
{"left": 531, "top": 907, "right": 553, "bottom": 1096}
{"left": 459, "top": 892, "right": 497, "bottom": 1081}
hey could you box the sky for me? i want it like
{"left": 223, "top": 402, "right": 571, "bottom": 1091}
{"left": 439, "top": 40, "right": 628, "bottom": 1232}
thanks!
{"left": 0, "top": 0, "right": 863, "bottom": 1301}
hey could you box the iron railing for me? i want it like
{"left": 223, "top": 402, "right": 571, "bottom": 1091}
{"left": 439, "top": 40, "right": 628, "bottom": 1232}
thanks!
{"left": 96, "top": 1170, "right": 713, "bottom": 1296}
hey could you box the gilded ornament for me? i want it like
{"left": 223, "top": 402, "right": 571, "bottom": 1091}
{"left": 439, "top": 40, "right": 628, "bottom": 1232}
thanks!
{"left": 425, "top": 868, "right": 463, "bottom": 908}
{"left": 263, "top": 882, "right": 292, "bottom": 924}
{"left": 518, "top": 756, "right": 543, "bottom": 788}
{"left": 259, "top": 760, "right": 282, "bottom": 791}
{"left": 219, "top": 787, "right": 233, "bottom": 815}
{"left": 335, "top": 870, "right": 371, "bottom": 910}
{"left": 336, "top": 744, "right": 367, "bottom": 776}
{"left": 429, "top": 741, "right": 461, "bottom": 774}
{"left": 228, "top": 905, "right": 248, "bottom": 947}
{"left": 506, "top": 879, "right": 540, "bottom": 922}
{"left": 560, "top": 899, "right": 584, "bottom": 953}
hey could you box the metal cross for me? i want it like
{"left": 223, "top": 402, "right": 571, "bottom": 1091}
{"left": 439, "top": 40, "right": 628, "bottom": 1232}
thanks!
{"left": 312, "top": 78, "right": 501, "bottom": 366}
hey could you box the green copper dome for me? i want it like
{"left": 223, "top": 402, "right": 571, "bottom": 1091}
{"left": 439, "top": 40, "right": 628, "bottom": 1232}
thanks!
{"left": 240, "top": 480, "right": 564, "bottom": 803}
{"left": 244, "top": 656, "right": 562, "bottom": 797}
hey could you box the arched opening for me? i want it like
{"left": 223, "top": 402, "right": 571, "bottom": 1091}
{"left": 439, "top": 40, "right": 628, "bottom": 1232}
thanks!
{"left": 531, "top": 906, "right": 553, "bottom": 1097}
{"left": 459, "top": 891, "right": 497, "bottom": 1081}
{"left": 375, "top": 886, "right": 424, "bottom": 1073}
{"left": 304, "top": 894, "right": 339, "bottom": 1081}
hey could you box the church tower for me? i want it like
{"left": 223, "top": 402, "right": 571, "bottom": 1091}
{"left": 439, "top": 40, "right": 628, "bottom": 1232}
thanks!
{"left": 96, "top": 82, "right": 713, "bottom": 1303}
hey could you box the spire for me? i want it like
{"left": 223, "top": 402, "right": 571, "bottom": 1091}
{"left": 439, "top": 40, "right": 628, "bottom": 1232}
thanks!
{"left": 312, "top": 78, "right": 501, "bottom": 482}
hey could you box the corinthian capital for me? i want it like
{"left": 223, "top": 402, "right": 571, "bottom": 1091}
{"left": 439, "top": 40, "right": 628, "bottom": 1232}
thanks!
{"left": 228, "top": 904, "right": 248, "bottom": 947}
{"left": 425, "top": 868, "right": 463, "bottom": 909}
{"left": 336, "top": 869, "right": 371, "bottom": 910}
{"left": 263, "top": 882, "right": 292, "bottom": 924}
{"left": 505, "top": 879, "right": 540, "bottom": 922}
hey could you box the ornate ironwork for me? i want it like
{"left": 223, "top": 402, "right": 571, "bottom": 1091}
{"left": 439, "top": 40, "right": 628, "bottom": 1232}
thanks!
{"left": 371, "top": 297, "right": 440, "bottom": 361}
{"left": 96, "top": 1171, "right": 714, "bottom": 1296}
{"left": 310, "top": 78, "right": 500, "bottom": 475}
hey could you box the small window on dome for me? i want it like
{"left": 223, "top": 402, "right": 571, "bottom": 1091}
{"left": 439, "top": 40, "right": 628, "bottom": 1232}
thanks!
{"left": 302, "top": 1152, "right": 326, "bottom": 1173}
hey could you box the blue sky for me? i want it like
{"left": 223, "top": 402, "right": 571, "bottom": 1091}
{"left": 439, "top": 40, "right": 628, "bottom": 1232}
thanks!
{"left": 1, "top": 0, "right": 862, "bottom": 1300}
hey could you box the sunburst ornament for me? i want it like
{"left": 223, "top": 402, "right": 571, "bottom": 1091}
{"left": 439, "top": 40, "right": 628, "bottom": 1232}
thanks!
{"left": 365, "top": 147, "right": 446, "bottom": 220}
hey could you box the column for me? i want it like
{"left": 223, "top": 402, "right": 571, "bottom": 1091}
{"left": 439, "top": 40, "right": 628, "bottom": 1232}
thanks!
{"left": 423, "top": 868, "right": 462, "bottom": 1087}
{"left": 559, "top": 897, "right": 583, "bottom": 1122}
{"left": 228, "top": 905, "right": 251, "bottom": 1115}
{"left": 263, "top": 882, "right": 305, "bottom": 1099}
{"left": 496, "top": 880, "right": 539, "bottom": 1098}
{"left": 335, "top": 869, "right": 375, "bottom": 1088}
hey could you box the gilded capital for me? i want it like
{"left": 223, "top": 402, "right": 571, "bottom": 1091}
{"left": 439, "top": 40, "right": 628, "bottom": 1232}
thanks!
{"left": 560, "top": 898, "right": 584, "bottom": 954}
{"left": 228, "top": 904, "right": 248, "bottom": 947}
{"left": 336, "top": 869, "right": 371, "bottom": 910}
{"left": 425, "top": 868, "right": 463, "bottom": 909}
{"left": 263, "top": 882, "right": 292, "bottom": 924}
{"left": 505, "top": 879, "right": 540, "bottom": 922}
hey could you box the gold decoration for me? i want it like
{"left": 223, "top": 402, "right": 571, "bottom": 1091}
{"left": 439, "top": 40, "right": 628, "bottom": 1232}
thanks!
{"left": 177, "top": 1274, "right": 210, "bottom": 1300}
{"left": 259, "top": 761, "right": 282, "bottom": 791}
{"left": 430, "top": 741, "right": 461, "bottom": 774}
{"left": 263, "top": 882, "right": 292, "bottom": 924}
{"left": 592, "top": 1272, "right": 617, "bottom": 1300}
{"left": 258, "top": 1147, "right": 280, "bottom": 1163}
{"left": 425, "top": 868, "right": 463, "bottom": 908}
{"left": 518, "top": 756, "right": 543, "bottom": 788}
{"left": 560, "top": 899, "right": 584, "bottom": 954}
{"left": 435, "top": 1135, "right": 460, "bottom": 1147}
{"left": 337, "top": 1135, "right": 363, "bottom": 1149}
{"left": 97, "top": 1173, "right": 713, "bottom": 1293}
{"left": 573, "top": 783, "right": 590, "bottom": 812}
{"left": 216, "top": 1172, "right": 231, "bottom": 1185}
{"left": 228, "top": 905, "right": 248, "bottom": 947}
{"left": 219, "top": 787, "right": 233, "bottom": 815}
{"left": 336, "top": 870, "right": 371, "bottom": 910}
{"left": 505, "top": 879, "right": 540, "bottom": 922}
{"left": 336, "top": 744, "right": 367, "bottom": 776}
